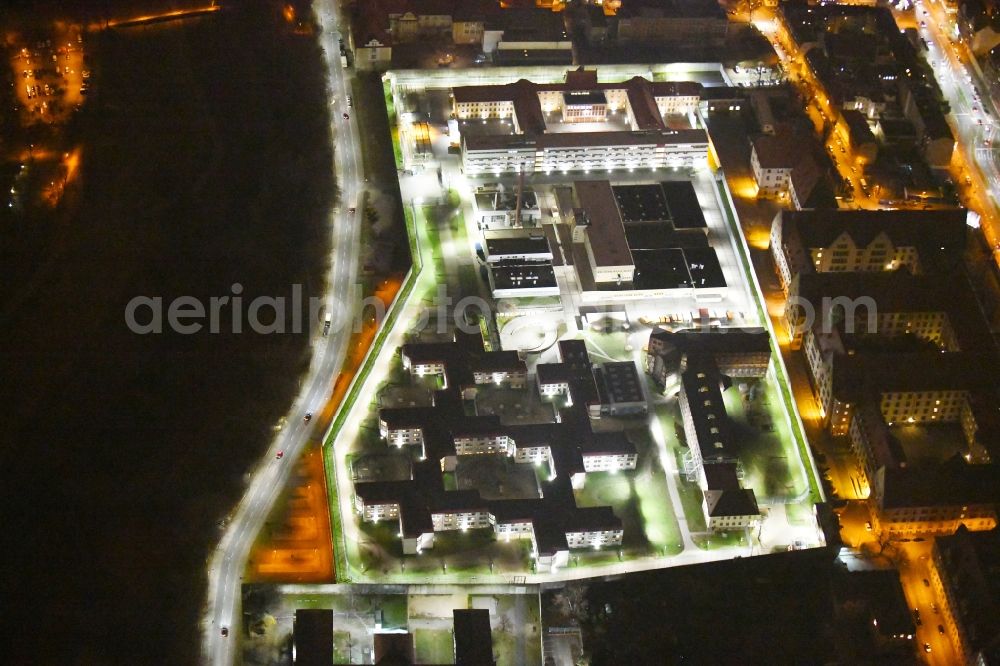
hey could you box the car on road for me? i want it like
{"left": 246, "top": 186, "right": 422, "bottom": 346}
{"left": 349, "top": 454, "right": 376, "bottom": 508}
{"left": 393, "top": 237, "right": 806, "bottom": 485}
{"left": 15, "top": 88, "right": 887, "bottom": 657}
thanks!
{"left": 923, "top": 578, "right": 930, "bottom": 587}
{"left": 343, "top": 112, "right": 349, "bottom": 120}
{"left": 924, "top": 643, "right": 932, "bottom": 653}
{"left": 304, "top": 412, "right": 312, "bottom": 422}
{"left": 932, "top": 603, "right": 939, "bottom": 614}
{"left": 221, "top": 627, "right": 229, "bottom": 637}
{"left": 276, "top": 450, "right": 284, "bottom": 460}
{"left": 347, "top": 95, "right": 352, "bottom": 107}
{"left": 914, "top": 609, "right": 922, "bottom": 626}
{"left": 348, "top": 207, "right": 356, "bottom": 213}
{"left": 938, "top": 625, "right": 945, "bottom": 635}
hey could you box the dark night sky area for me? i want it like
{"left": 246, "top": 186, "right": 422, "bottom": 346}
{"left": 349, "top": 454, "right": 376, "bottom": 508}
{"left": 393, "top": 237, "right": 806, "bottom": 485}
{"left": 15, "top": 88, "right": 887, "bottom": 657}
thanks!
{"left": 1, "top": 2, "right": 334, "bottom": 662}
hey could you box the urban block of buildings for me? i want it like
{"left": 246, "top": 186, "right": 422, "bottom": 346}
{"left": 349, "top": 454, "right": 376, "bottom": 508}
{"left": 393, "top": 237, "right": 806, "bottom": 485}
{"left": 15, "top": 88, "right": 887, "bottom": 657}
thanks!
{"left": 351, "top": 0, "right": 735, "bottom": 69}
{"left": 771, "top": 209, "right": 1000, "bottom": 538}
{"left": 353, "top": 332, "right": 651, "bottom": 571}
{"left": 779, "top": 3, "right": 954, "bottom": 177}
{"left": 778, "top": 2, "right": 955, "bottom": 205}
{"left": 769, "top": 208, "right": 967, "bottom": 293}
{"left": 645, "top": 326, "right": 773, "bottom": 531}
{"left": 749, "top": 123, "right": 837, "bottom": 209}
{"left": 931, "top": 525, "right": 1000, "bottom": 664}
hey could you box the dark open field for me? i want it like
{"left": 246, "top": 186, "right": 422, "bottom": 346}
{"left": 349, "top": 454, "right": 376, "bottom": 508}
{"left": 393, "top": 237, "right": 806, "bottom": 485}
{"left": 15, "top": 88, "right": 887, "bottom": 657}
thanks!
{"left": 0, "top": 3, "right": 334, "bottom": 662}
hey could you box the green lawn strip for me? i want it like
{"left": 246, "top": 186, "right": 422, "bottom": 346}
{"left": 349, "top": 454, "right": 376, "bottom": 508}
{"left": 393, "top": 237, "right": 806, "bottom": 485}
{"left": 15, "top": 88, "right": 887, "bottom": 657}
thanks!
{"left": 324, "top": 199, "right": 427, "bottom": 583}
{"left": 714, "top": 178, "right": 823, "bottom": 503}
{"left": 458, "top": 264, "right": 481, "bottom": 300}
{"left": 382, "top": 79, "right": 404, "bottom": 170}
{"left": 630, "top": 428, "right": 684, "bottom": 553}
{"left": 492, "top": 631, "right": 516, "bottom": 666}
{"left": 693, "top": 529, "right": 746, "bottom": 550}
{"left": 635, "top": 464, "right": 684, "bottom": 554}
{"left": 391, "top": 127, "right": 404, "bottom": 172}
{"left": 380, "top": 595, "right": 408, "bottom": 629}
{"left": 332, "top": 631, "right": 352, "bottom": 664}
{"left": 414, "top": 629, "right": 455, "bottom": 664}
{"left": 784, "top": 501, "right": 815, "bottom": 526}
{"left": 418, "top": 204, "right": 447, "bottom": 279}
{"left": 760, "top": 376, "right": 809, "bottom": 497}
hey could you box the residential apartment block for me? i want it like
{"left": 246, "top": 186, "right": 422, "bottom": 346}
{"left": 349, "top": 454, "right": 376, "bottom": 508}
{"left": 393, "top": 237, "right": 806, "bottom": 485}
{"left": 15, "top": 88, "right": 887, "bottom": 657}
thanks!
{"left": 931, "top": 526, "right": 1000, "bottom": 664}
{"left": 771, "top": 205, "right": 999, "bottom": 539}
{"left": 769, "top": 209, "right": 967, "bottom": 292}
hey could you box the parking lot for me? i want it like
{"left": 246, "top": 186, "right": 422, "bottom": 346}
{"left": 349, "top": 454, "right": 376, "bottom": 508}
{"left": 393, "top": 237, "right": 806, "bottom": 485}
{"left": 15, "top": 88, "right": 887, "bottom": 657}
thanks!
{"left": 10, "top": 25, "right": 87, "bottom": 124}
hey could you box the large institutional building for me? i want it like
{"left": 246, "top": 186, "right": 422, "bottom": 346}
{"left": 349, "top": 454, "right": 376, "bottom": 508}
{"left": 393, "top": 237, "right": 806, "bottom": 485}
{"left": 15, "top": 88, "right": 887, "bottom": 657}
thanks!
{"left": 354, "top": 332, "right": 649, "bottom": 571}
{"left": 453, "top": 69, "right": 710, "bottom": 175}
{"left": 645, "top": 326, "right": 773, "bottom": 531}
{"left": 553, "top": 179, "right": 725, "bottom": 300}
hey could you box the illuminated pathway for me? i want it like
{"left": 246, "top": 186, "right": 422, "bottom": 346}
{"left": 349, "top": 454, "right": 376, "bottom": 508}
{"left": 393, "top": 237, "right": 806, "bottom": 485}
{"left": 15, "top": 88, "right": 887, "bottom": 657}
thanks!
{"left": 201, "top": 0, "right": 364, "bottom": 663}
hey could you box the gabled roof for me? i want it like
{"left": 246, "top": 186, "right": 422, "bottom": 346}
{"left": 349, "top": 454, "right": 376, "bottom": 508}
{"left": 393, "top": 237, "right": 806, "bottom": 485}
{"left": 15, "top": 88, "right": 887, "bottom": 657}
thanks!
{"left": 831, "top": 351, "right": 997, "bottom": 402}
{"left": 649, "top": 326, "right": 771, "bottom": 356}
{"left": 706, "top": 487, "right": 760, "bottom": 517}
{"left": 779, "top": 208, "right": 967, "bottom": 266}
{"left": 752, "top": 130, "right": 803, "bottom": 170}
{"left": 878, "top": 457, "right": 1000, "bottom": 509}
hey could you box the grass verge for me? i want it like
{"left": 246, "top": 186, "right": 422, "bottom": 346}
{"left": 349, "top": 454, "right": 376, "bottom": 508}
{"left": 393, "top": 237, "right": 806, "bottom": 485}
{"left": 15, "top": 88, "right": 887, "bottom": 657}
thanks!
{"left": 714, "top": 177, "right": 822, "bottom": 504}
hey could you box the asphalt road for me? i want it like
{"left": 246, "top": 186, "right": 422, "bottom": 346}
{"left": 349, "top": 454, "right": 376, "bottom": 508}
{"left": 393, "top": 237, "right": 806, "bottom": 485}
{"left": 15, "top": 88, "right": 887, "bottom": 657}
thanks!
{"left": 200, "top": 1, "right": 363, "bottom": 663}
{"left": 917, "top": 0, "right": 1000, "bottom": 261}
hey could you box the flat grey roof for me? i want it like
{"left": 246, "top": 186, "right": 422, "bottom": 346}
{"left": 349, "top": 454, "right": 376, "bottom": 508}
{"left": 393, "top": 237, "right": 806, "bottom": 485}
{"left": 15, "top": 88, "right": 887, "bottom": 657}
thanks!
{"left": 491, "top": 263, "right": 557, "bottom": 290}
{"left": 574, "top": 180, "right": 633, "bottom": 269}
{"left": 485, "top": 234, "right": 551, "bottom": 258}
